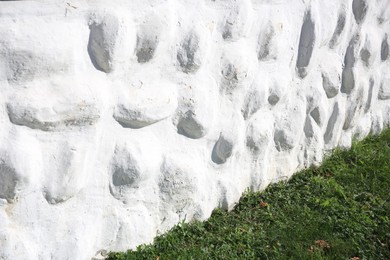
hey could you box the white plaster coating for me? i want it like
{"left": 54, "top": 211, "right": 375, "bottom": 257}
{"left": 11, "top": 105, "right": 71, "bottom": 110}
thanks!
{"left": 0, "top": 0, "right": 389, "bottom": 259}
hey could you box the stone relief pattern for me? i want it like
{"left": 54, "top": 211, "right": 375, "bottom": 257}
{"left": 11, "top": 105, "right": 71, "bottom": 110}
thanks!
{"left": 0, "top": 0, "right": 389, "bottom": 259}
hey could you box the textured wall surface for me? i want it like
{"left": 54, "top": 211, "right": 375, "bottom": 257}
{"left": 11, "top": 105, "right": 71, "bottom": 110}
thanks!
{"left": 0, "top": 0, "right": 389, "bottom": 259}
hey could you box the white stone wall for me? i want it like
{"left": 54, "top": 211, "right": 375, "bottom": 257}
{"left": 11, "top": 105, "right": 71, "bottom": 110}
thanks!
{"left": 0, "top": 0, "right": 389, "bottom": 259}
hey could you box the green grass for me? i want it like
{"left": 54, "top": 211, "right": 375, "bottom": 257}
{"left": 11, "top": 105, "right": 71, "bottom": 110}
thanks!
{"left": 108, "top": 128, "right": 390, "bottom": 260}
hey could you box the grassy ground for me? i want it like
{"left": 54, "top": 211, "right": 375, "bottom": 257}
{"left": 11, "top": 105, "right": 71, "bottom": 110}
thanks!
{"left": 108, "top": 128, "right": 390, "bottom": 260}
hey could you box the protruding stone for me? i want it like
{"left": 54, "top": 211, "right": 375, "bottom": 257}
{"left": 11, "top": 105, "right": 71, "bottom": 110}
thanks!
{"left": 343, "top": 88, "right": 364, "bottom": 130}
{"left": 177, "top": 32, "right": 201, "bottom": 73}
{"left": 211, "top": 134, "right": 233, "bottom": 164}
{"left": 329, "top": 12, "right": 346, "bottom": 49}
{"left": 136, "top": 35, "right": 158, "bottom": 63}
{"left": 219, "top": 49, "right": 255, "bottom": 95}
{"left": 322, "top": 72, "right": 340, "bottom": 98}
{"left": 378, "top": 77, "right": 390, "bottom": 100}
{"left": 112, "top": 161, "right": 140, "bottom": 188}
{"left": 257, "top": 24, "right": 276, "bottom": 61}
{"left": 296, "top": 11, "right": 315, "bottom": 78}
{"left": 42, "top": 142, "right": 90, "bottom": 204}
{"left": 310, "top": 107, "right": 323, "bottom": 126}
{"left": 324, "top": 102, "right": 339, "bottom": 144}
{"left": 364, "top": 78, "right": 374, "bottom": 113}
{"left": 5, "top": 51, "right": 40, "bottom": 82}
{"left": 108, "top": 136, "right": 162, "bottom": 202}
{"left": 341, "top": 37, "right": 358, "bottom": 94}
{"left": 175, "top": 79, "right": 216, "bottom": 139}
{"left": 0, "top": 161, "right": 18, "bottom": 203}
{"left": 241, "top": 86, "right": 265, "bottom": 119}
{"left": 381, "top": 35, "right": 389, "bottom": 61}
{"left": 304, "top": 116, "right": 314, "bottom": 138}
{"left": 88, "top": 15, "right": 119, "bottom": 73}
{"left": 4, "top": 48, "right": 71, "bottom": 83}
{"left": 273, "top": 96, "right": 305, "bottom": 152}
{"left": 7, "top": 102, "right": 100, "bottom": 131}
{"left": 274, "top": 129, "right": 295, "bottom": 152}
{"left": 221, "top": 63, "right": 239, "bottom": 91}
{"left": 159, "top": 158, "right": 198, "bottom": 215}
{"left": 114, "top": 104, "right": 165, "bottom": 129}
{"left": 305, "top": 86, "right": 326, "bottom": 128}
{"left": 360, "top": 47, "right": 371, "bottom": 67}
{"left": 177, "top": 111, "right": 207, "bottom": 139}
{"left": 268, "top": 84, "right": 281, "bottom": 106}
{"left": 135, "top": 14, "right": 164, "bottom": 63}
{"left": 246, "top": 112, "right": 273, "bottom": 154}
{"left": 221, "top": 2, "right": 251, "bottom": 42}
{"left": 109, "top": 145, "right": 142, "bottom": 199}
{"left": 114, "top": 83, "right": 177, "bottom": 129}
{"left": 359, "top": 34, "right": 377, "bottom": 67}
{"left": 352, "top": 0, "right": 368, "bottom": 24}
